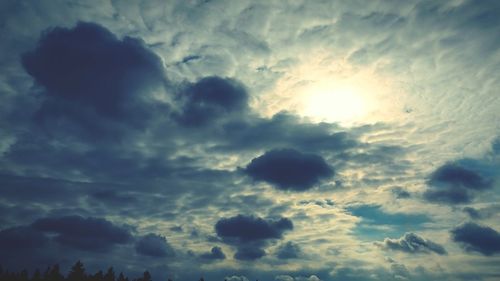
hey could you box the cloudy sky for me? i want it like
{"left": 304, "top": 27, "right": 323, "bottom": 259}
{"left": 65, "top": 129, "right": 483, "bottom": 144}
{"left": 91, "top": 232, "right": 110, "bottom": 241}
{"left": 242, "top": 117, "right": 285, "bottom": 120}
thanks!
{"left": 1, "top": 0, "right": 500, "bottom": 280}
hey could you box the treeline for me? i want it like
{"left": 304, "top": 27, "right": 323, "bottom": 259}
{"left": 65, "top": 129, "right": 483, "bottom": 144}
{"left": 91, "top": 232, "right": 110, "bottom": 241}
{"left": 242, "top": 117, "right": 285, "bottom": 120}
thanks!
{"left": 0, "top": 261, "right": 154, "bottom": 281}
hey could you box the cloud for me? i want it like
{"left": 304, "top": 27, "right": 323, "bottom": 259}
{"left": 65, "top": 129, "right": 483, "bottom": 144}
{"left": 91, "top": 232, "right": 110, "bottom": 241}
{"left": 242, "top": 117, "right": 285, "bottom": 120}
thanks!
{"left": 199, "top": 246, "right": 226, "bottom": 260}
{"left": 174, "top": 76, "right": 249, "bottom": 127}
{"left": 21, "top": 21, "right": 167, "bottom": 138}
{"left": 244, "top": 148, "right": 334, "bottom": 191}
{"left": 376, "top": 232, "right": 447, "bottom": 255}
{"left": 424, "top": 163, "right": 492, "bottom": 204}
{"left": 276, "top": 241, "right": 302, "bottom": 259}
{"left": 215, "top": 215, "right": 293, "bottom": 242}
{"left": 234, "top": 246, "right": 266, "bottom": 261}
{"left": 215, "top": 215, "right": 293, "bottom": 260}
{"left": 275, "top": 275, "right": 321, "bottom": 281}
{"left": 463, "top": 205, "right": 500, "bottom": 220}
{"left": 225, "top": 276, "right": 249, "bottom": 281}
{"left": 428, "top": 163, "right": 492, "bottom": 190}
{"left": 135, "top": 233, "right": 175, "bottom": 258}
{"left": 0, "top": 226, "right": 48, "bottom": 251}
{"left": 214, "top": 113, "right": 359, "bottom": 153}
{"left": 451, "top": 222, "right": 500, "bottom": 256}
{"left": 32, "top": 215, "right": 132, "bottom": 252}
{"left": 391, "top": 187, "right": 411, "bottom": 199}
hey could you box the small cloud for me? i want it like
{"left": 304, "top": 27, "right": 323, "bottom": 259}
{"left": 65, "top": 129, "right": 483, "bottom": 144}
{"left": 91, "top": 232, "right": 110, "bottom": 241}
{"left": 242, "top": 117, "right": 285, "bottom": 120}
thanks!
{"left": 215, "top": 214, "right": 293, "bottom": 242}
{"left": 451, "top": 222, "right": 500, "bottom": 256}
{"left": 391, "top": 187, "right": 411, "bottom": 199}
{"left": 376, "top": 232, "right": 447, "bottom": 255}
{"left": 234, "top": 246, "right": 266, "bottom": 260}
{"left": 424, "top": 163, "right": 492, "bottom": 204}
{"left": 275, "top": 275, "right": 321, "bottom": 281}
{"left": 276, "top": 241, "right": 302, "bottom": 259}
{"left": 199, "top": 246, "right": 225, "bottom": 260}
{"left": 225, "top": 276, "right": 249, "bottom": 281}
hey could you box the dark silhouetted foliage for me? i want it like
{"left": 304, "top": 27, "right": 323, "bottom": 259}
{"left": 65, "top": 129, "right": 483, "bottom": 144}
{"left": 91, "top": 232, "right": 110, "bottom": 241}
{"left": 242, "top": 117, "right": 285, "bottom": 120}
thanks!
{"left": 0, "top": 262, "right": 156, "bottom": 281}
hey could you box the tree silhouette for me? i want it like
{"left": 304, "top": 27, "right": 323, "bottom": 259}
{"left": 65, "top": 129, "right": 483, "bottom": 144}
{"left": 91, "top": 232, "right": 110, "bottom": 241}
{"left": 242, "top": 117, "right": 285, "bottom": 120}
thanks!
{"left": 0, "top": 261, "right": 192, "bottom": 281}
{"left": 90, "top": 270, "right": 104, "bottom": 281}
{"left": 117, "top": 273, "right": 128, "bottom": 281}
{"left": 32, "top": 269, "right": 42, "bottom": 281}
{"left": 48, "top": 265, "right": 64, "bottom": 281}
{"left": 103, "top": 268, "right": 115, "bottom": 281}
{"left": 67, "top": 261, "right": 86, "bottom": 281}
{"left": 138, "top": 271, "right": 152, "bottom": 281}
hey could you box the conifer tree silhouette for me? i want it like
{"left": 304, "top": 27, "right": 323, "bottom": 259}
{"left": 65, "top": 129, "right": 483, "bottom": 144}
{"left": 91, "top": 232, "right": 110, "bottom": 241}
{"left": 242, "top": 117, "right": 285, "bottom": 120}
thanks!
{"left": 67, "top": 261, "right": 86, "bottom": 281}
{"left": 139, "top": 271, "right": 152, "bottom": 281}
{"left": 49, "top": 265, "right": 64, "bottom": 281}
{"left": 103, "top": 267, "right": 115, "bottom": 281}
{"left": 32, "top": 269, "right": 42, "bottom": 281}
{"left": 91, "top": 270, "right": 104, "bottom": 281}
{"left": 117, "top": 272, "right": 128, "bottom": 281}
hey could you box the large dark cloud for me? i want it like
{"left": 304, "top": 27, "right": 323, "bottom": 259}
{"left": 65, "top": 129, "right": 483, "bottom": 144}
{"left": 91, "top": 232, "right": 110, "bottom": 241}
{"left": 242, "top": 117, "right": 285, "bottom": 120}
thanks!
{"left": 376, "top": 232, "right": 447, "bottom": 255}
{"left": 32, "top": 215, "right": 132, "bottom": 252}
{"left": 21, "top": 21, "right": 167, "bottom": 138}
{"left": 424, "top": 163, "right": 492, "bottom": 204}
{"left": 451, "top": 222, "right": 500, "bottom": 256}
{"left": 215, "top": 215, "right": 293, "bottom": 260}
{"left": 215, "top": 215, "right": 293, "bottom": 242}
{"left": 174, "top": 76, "right": 249, "bottom": 127}
{"left": 135, "top": 233, "right": 175, "bottom": 258}
{"left": 244, "top": 148, "right": 334, "bottom": 191}
{"left": 0, "top": 226, "right": 48, "bottom": 251}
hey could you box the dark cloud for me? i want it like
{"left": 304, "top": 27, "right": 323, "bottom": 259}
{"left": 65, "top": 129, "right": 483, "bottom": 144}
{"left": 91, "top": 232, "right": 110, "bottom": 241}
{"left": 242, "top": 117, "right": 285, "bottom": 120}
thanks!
{"left": 376, "top": 232, "right": 447, "bottom": 255}
{"left": 451, "top": 222, "right": 500, "bottom": 256}
{"left": 199, "top": 246, "right": 226, "bottom": 260}
{"left": 244, "top": 148, "right": 333, "bottom": 191}
{"left": 463, "top": 205, "right": 500, "bottom": 220}
{"left": 21, "top": 21, "right": 167, "bottom": 138}
{"left": 32, "top": 215, "right": 132, "bottom": 252}
{"left": 424, "top": 163, "right": 492, "bottom": 204}
{"left": 234, "top": 246, "right": 266, "bottom": 261}
{"left": 423, "top": 188, "right": 471, "bottom": 204}
{"left": 462, "top": 207, "right": 481, "bottom": 220}
{"left": 215, "top": 215, "right": 293, "bottom": 242}
{"left": 276, "top": 241, "right": 302, "bottom": 259}
{"left": 0, "top": 226, "right": 48, "bottom": 251}
{"left": 428, "top": 163, "right": 492, "bottom": 190}
{"left": 215, "top": 215, "right": 293, "bottom": 260}
{"left": 213, "top": 113, "right": 360, "bottom": 155}
{"left": 174, "top": 76, "right": 248, "bottom": 127}
{"left": 135, "top": 233, "right": 175, "bottom": 258}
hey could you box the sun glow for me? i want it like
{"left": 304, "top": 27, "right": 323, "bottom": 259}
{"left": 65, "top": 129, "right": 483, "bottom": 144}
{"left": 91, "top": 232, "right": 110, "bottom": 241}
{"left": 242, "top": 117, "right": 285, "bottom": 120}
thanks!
{"left": 301, "top": 79, "right": 371, "bottom": 124}
{"left": 260, "top": 53, "right": 399, "bottom": 126}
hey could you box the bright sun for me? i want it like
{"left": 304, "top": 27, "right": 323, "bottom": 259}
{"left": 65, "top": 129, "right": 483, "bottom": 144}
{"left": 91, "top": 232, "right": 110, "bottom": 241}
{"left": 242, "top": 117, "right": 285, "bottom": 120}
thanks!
{"left": 302, "top": 79, "right": 369, "bottom": 124}
{"left": 260, "top": 53, "right": 397, "bottom": 126}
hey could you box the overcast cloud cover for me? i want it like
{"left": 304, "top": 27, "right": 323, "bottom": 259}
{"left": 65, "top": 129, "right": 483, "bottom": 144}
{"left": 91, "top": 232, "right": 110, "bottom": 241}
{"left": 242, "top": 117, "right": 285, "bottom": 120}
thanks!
{"left": 0, "top": 0, "right": 499, "bottom": 280}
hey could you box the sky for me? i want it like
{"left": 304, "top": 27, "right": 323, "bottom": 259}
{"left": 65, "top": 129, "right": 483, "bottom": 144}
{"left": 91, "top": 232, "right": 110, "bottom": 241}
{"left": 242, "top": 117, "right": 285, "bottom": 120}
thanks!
{"left": 0, "top": 0, "right": 500, "bottom": 280}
